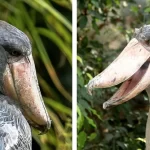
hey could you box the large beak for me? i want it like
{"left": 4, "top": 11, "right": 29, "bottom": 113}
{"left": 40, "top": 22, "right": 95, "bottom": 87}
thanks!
{"left": 3, "top": 54, "right": 51, "bottom": 133}
{"left": 87, "top": 38, "right": 150, "bottom": 109}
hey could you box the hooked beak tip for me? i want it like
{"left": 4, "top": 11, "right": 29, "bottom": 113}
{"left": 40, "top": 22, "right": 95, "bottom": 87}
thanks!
{"left": 103, "top": 102, "right": 108, "bottom": 109}
{"left": 36, "top": 119, "right": 52, "bottom": 135}
{"left": 103, "top": 102, "right": 112, "bottom": 110}
{"left": 86, "top": 82, "right": 93, "bottom": 96}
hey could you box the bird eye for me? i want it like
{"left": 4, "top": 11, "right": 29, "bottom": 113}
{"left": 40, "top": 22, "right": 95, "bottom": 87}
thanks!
{"left": 11, "top": 50, "right": 21, "bottom": 56}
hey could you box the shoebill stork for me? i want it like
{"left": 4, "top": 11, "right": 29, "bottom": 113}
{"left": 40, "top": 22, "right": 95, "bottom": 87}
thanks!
{"left": 0, "top": 21, "right": 51, "bottom": 149}
{"left": 87, "top": 25, "right": 150, "bottom": 150}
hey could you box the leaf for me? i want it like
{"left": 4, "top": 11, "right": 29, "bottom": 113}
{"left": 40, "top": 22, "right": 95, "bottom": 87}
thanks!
{"left": 86, "top": 73, "right": 93, "bottom": 80}
{"left": 90, "top": 108, "right": 102, "bottom": 120}
{"left": 91, "top": 0, "right": 99, "bottom": 8}
{"left": 79, "top": 15, "right": 88, "bottom": 29}
{"left": 79, "top": 99, "right": 91, "bottom": 110}
{"left": 130, "top": 6, "right": 139, "bottom": 13}
{"left": 88, "top": 132, "right": 97, "bottom": 141}
{"left": 111, "top": 8, "right": 117, "bottom": 15}
{"left": 77, "top": 67, "right": 82, "bottom": 77}
{"left": 29, "top": 0, "right": 72, "bottom": 31}
{"left": 77, "top": 55, "right": 83, "bottom": 65}
{"left": 90, "top": 40, "right": 102, "bottom": 48}
{"left": 90, "top": 10, "right": 103, "bottom": 20}
{"left": 78, "top": 1, "right": 85, "bottom": 9}
{"left": 105, "top": 133, "right": 113, "bottom": 142}
{"left": 77, "top": 75, "right": 84, "bottom": 86}
{"left": 117, "top": 141, "right": 126, "bottom": 149}
{"left": 44, "top": 97, "right": 71, "bottom": 116}
{"left": 114, "top": 0, "right": 120, "bottom": 6}
{"left": 78, "top": 131, "right": 87, "bottom": 149}
{"left": 106, "top": 0, "right": 112, "bottom": 7}
{"left": 77, "top": 106, "right": 84, "bottom": 132}
{"left": 37, "top": 28, "right": 72, "bottom": 64}
{"left": 86, "top": 116, "right": 96, "bottom": 128}
{"left": 81, "top": 36, "right": 88, "bottom": 48}
{"left": 136, "top": 138, "right": 146, "bottom": 143}
{"left": 78, "top": 103, "right": 88, "bottom": 117}
{"left": 92, "top": 18, "right": 99, "bottom": 33}
{"left": 144, "top": 7, "right": 150, "bottom": 13}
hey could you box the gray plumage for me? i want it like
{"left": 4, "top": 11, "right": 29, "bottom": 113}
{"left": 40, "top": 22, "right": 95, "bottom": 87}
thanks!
{"left": 0, "top": 95, "right": 31, "bottom": 150}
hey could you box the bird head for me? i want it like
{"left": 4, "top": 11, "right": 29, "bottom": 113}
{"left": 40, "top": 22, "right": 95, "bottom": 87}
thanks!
{"left": 87, "top": 25, "right": 150, "bottom": 109}
{"left": 0, "top": 20, "right": 51, "bottom": 133}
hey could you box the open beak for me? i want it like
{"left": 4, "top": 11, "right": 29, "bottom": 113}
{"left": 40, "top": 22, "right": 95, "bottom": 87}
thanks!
{"left": 87, "top": 38, "right": 150, "bottom": 109}
{"left": 3, "top": 54, "right": 51, "bottom": 133}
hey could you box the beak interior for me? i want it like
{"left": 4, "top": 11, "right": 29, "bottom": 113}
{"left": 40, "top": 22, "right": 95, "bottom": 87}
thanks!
{"left": 115, "top": 61, "right": 149, "bottom": 98}
{"left": 103, "top": 60, "right": 150, "bottom": 109}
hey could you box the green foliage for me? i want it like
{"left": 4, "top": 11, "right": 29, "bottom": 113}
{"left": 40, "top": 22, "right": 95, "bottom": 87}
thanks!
{"left": 0, "top": 0, "right": 71, "bottom": 150}
{"left": 78, "top": 0, "right": 150, "bottom": 149}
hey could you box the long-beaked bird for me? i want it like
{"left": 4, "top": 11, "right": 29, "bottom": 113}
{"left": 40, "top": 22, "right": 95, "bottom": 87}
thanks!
{"left": 87, "top": 25, "right": 150, "bottom": 149}
{"left": 0, "top": 20, "right": 51, "bottom": 149}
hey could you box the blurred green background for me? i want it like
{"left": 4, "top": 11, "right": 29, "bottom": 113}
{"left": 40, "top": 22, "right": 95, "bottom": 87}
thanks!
{"left": 0, "top": 0, "right": 72, "bottom": 150}
{"left": 78, "top": 0, "right": 150, "bottom": 150}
